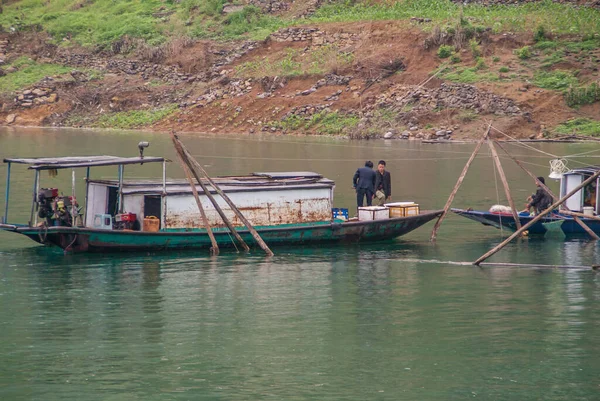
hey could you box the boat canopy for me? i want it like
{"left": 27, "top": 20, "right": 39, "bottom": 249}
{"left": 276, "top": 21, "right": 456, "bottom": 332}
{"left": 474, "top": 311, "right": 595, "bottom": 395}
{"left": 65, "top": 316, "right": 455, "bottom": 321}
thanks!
{"left": 3, "top": 156, "right": 167, "bottom": 170}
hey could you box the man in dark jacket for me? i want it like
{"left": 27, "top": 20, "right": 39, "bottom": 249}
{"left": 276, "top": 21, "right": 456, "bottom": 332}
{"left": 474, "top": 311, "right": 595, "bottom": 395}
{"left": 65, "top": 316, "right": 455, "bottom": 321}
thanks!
{"left": 523, "top": 176, "right": 553, "bottom": 214}
{"left": 374, "top": 160, "right": 391, "bottom": 206}
{"left": 353, "top": 160, "right": 376, "bottom": 207}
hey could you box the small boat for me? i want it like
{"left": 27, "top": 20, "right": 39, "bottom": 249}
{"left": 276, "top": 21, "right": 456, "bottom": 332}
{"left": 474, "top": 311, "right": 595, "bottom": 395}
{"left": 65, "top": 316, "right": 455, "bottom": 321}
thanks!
{"left": 0, "top": 151, "right": 442, "bottom": 253}
{"left": 453, "top": 166, "right": 600, "bottom": 237}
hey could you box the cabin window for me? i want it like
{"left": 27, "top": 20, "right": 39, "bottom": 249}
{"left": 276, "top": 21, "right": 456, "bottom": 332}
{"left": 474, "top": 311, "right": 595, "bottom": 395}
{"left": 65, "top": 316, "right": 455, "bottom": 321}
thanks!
{"left": 144, "top": 196, "right": 162, "bottom": 228}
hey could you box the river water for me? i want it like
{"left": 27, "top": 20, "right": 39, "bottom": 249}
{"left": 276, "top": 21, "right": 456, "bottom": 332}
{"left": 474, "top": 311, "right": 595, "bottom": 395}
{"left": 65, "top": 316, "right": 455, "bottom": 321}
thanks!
{"left": 1, "top": 127, "right": 599, "bottom": 400}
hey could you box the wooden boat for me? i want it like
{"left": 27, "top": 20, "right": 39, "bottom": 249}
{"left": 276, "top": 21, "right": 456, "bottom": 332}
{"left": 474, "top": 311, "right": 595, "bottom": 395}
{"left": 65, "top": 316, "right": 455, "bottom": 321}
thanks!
{"left": 452, "top": 166, "right": 600, "bottom": 237}
{"left": 0, "top": 154, "right": 442, "bottom": 253}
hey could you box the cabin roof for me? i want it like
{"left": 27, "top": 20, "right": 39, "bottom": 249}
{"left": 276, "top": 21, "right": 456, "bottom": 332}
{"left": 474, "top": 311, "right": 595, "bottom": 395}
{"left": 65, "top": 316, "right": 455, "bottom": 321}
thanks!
{"left": 88, "top": 174, "right": 334, "bottom": 195}
{"left": 568, "top": 166, "right": 600, "bottom": 174}
{"left": 3, "top": 156, "right": 166, "bottom": 170}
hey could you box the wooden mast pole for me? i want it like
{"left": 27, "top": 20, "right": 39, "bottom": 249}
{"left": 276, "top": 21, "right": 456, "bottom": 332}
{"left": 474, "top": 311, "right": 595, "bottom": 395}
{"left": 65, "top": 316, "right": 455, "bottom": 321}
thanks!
{"left": 487, "top": 139, "right": 522, "bottom": 231}
{"left": 173, "top": 150, "right": 220, "bottom": 255}
{"left": 494, "top": 140, "right": 599, "bottom": 240}
{"left": 179, "top": 145, "right": 275, "bottom": 256}
{"left": 474, "top": 169, "right": 600, "bottom": 265}
{"left": 169, "top": 132, "right": 250, "bottom": 252}
{"left": 430, "top": 125, "right": 490, "bottom": 241}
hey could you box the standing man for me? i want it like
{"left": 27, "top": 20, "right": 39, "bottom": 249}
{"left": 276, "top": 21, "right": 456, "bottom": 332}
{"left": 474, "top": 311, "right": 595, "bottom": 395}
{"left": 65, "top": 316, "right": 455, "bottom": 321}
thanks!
{"left": 374, "top": 160, "right": 392, "bottom": 206}
{"left": 353, "top": 160, "right": 376, "bottom": 207}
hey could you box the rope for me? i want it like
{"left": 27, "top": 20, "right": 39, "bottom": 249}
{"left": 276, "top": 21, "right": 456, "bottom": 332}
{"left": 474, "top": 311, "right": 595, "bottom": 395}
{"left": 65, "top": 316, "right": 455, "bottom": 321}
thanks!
{"left": 37, "top": 223, "right": 48, "bottom": 243}
{"left": 64, "top": 234, "right": 78, "bottom": 254}
{"left": 490, "top": 126, "right": 560, "bottom": 158}
{"left": 227, "top": 230, "right": 239, "bottom": 253}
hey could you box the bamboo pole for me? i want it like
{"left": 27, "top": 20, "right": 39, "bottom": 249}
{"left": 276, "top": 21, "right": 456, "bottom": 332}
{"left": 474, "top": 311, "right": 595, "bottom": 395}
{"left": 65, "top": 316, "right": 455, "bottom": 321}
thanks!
{"left": 169, "top": 132, "right": 250, "bottom": 252}
{"left": 487, "top": 139, "right": 522, "bottom": 231}
{"left": 173, "top": 149, "right": 220, "bottom": 255}
{"left": 474, "top": 169, "right": 600, "bottom": 265}
{"left": 561, "top": 210, "right": 600, "bottom": 221}
{"left": 494, "top": 141, "right": 599, "bottom": 240}
{"left": 430, "top": 125, "right": 490, "bottom": 241}
{"left": 179, "top": 144, "right": 275, "bottom": 256}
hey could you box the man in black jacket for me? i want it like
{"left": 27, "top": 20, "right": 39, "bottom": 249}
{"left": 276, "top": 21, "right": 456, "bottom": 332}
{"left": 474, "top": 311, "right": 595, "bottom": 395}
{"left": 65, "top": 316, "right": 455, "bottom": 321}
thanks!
{"left": 353, "top": 160, "right": 376, "bottom": 207}
{"left": 374, "top": 160, "right": 391, "bottom": 206}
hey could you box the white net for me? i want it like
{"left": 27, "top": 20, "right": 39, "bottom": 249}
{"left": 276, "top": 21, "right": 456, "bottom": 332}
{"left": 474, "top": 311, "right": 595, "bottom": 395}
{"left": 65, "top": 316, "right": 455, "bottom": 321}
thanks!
{"left": 549, "top": 158, "right": 569, "bottom": 179}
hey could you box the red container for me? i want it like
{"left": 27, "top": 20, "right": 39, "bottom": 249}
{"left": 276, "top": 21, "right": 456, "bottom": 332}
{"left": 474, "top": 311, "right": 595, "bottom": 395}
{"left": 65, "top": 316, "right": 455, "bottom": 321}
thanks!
{"left": 40, "top": 188, "right": 59, "bottom": 198}
{"left": 115, "top": 212, "right": 137, "bottom": 223}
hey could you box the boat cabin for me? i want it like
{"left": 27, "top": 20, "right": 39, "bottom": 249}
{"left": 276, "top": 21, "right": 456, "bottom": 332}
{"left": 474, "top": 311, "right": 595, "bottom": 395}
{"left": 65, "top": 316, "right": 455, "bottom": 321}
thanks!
{"left": 560, "top": 167, "right": 599, "bottom": 215}
{"left": 2, "top": 155, "right": 335, "bottom": 232}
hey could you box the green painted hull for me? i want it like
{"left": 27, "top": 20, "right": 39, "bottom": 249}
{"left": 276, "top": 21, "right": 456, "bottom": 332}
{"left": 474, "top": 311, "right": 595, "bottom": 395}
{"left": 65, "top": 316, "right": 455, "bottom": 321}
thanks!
{"left": 1, "top": 210, "right": 442, "bottom": 253}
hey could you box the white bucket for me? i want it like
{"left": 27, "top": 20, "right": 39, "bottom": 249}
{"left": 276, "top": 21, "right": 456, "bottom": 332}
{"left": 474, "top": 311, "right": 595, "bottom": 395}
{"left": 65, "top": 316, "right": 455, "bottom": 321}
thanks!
{"left": 583, "top": 206, "right": 594, "bottom": 216}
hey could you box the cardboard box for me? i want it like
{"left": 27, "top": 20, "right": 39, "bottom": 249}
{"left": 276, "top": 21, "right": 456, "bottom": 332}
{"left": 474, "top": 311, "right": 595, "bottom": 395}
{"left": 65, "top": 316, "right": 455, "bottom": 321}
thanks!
{"left": 385, "top": 202, "right": 420, "bottom": 217}
{"left": 358, "top": 206, "right": 389, "bottom": 221}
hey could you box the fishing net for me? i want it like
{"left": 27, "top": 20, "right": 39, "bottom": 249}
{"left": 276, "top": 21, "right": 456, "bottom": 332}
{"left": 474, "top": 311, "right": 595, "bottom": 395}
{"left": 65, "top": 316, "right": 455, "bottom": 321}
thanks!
{"left": 549, "top": 159, "right": 569, "bottom": 180}
{"left": 543, "top": 219, "right": 566, "bottom": 239}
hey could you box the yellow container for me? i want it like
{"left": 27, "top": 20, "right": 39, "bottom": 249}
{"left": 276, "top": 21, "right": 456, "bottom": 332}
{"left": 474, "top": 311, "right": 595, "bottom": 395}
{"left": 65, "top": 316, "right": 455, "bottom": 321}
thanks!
{"left": 385, "top": 202, "right": 420, "bottom": 217}
{"left": 143, "top": 216, "right": 160, "bottom": 232}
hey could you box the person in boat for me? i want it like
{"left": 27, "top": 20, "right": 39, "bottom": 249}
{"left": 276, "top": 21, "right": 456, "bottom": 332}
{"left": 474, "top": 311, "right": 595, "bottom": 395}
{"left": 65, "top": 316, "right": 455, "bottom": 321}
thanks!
{"left": 353, "top": 160, "right": 376, "bottom": 207}
{"left": 374, "top": 160, "right": 392, "bottom": 206}
{"left": 523, "top": 176, "right": 553, "bottom": 215}
{"left": 584, "top": 181, "right": 597, "bottom": 210}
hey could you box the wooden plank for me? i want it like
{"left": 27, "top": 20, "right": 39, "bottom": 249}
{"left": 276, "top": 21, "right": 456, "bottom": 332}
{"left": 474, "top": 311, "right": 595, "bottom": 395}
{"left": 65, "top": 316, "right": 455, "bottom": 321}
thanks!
{"left": 169, "top": 132, "right": 250, "bottom": 253}
{"left": 430, "top": 126, "right": 489, "bottom": 241}
{"left": 474, "top": 169, "right": 600, "bottom": 265}
{"left": 173, "top": 148, "right": 220, "bottom": 255}
{"left": 179, "top": 144, "right": 275, "bottom": 256}
{"left": 487, "top": 139, "right": 522, "bottom": 231}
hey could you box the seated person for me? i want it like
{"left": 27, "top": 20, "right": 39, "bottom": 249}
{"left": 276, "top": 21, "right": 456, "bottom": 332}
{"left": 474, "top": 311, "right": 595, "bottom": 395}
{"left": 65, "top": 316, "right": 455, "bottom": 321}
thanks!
{"left": 584, "top": 182, "right": 597, "bottom": 209}
{"left": 523, "top": 176, "right": 553, "bottom": 215}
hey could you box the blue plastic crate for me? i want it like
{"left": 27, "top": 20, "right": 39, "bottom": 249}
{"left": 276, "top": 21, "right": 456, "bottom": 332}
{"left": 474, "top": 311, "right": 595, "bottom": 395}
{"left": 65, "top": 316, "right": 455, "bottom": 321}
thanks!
{"left": 332, "top": 208, "right": 349, "bottom": 220}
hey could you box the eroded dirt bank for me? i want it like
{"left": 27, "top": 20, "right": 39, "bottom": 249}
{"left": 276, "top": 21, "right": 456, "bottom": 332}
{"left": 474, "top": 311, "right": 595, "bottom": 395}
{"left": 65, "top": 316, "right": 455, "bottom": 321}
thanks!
{"left": 1, "top": 20, "right": 599, "bottom": 140}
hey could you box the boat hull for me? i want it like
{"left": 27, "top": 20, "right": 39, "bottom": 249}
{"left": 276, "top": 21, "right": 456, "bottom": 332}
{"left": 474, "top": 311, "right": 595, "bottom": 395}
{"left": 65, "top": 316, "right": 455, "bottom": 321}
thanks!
{"left": 452, "top": 208, "right": 600, "bottom": 237}
{"left": 1, "top": 210, "right": 443, "bottom": 253}
{"left": 450, "top": 208, "right": 560, "bottom": 235}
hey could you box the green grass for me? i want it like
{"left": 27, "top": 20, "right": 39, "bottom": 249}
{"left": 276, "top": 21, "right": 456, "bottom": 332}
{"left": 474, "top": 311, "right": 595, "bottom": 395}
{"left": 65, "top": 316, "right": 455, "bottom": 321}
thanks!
{"left": 439, "top": 66, "right": 499, "bottom": 83}
{"left": 276, "top": 110, "right": 359, "bottom": 135}
{"left": 93, "top": 104, "right": 179, "bottom": 129}
{"left": 2, "top": 0, "right": 600, "bottom": 48}
{"left": 310, "top": 0, "right": 600, "bottom": 36}
{"left": 0, "top": 57, "right": 72, "bottom": 93}
{"left": 235, "top": 45, "right": 353, "bottom": 78}
{"left": 554, "top": 118, "right": 600, "bottom": 136}
{"left": 565, "top": 82, "right": 600, "bottom": 107}
{"left": 532, "top": 70, "right": 579, "bottom": 91}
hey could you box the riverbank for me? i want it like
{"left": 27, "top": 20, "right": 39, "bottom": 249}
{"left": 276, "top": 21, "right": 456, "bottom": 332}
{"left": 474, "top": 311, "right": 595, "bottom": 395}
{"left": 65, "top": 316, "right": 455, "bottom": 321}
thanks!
{"left": 0, "top": 0, "right": 599, "bottom": 139}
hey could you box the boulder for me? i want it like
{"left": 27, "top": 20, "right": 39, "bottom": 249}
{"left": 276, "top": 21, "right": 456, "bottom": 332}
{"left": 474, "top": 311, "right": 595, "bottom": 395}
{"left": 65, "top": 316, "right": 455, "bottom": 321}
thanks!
{"left": 5, "top": 114, "right": 16, "bottom": 124}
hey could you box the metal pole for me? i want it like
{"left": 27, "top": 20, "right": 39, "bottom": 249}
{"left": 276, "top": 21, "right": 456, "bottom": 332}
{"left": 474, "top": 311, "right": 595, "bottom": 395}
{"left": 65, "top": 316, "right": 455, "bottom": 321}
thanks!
{"left": 84, "top": 167, "right": 90, "bottom": 226}
{"left": 3, "top": 162, "right": 10, "bottom": 224}
{"left": 162, "top": 160, "right": 167, "bottom": 229}
{"left": 30, "top": 169, "right": 39, "bottom": 227}
{"left": 118, "top": 164, "right": 124, "bottom": 214}
{"left": 71, "top": 169, "right": 76, "bottom": 226}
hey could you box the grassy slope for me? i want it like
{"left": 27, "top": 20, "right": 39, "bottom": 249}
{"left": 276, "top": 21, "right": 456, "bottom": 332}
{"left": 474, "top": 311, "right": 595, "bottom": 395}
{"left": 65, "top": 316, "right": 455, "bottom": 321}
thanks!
{"left": 1, "top": 0, "right": 600, "bottom": 135}
{"left": 2, "top": 0, "right": 600, "bottom": 46}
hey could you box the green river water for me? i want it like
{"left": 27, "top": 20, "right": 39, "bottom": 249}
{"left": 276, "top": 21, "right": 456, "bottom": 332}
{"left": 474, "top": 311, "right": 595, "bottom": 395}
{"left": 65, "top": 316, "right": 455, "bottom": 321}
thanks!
{"left": 1, "top": 127, "right": 599, "bottom": 400}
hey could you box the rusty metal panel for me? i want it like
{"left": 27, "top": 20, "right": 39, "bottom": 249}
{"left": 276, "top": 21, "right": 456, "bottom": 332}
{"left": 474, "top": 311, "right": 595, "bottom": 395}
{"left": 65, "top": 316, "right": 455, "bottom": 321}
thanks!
{"left": 165, "top": 187, "right": 333, "bottom": 228}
